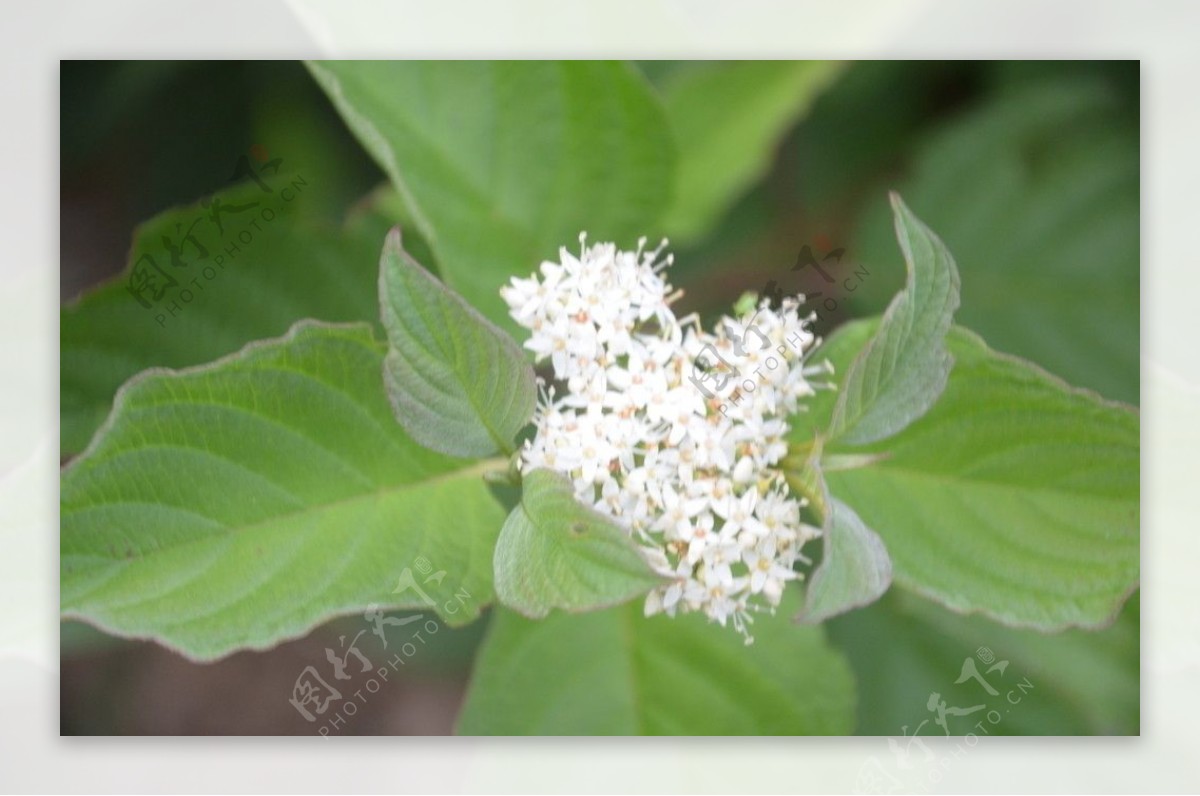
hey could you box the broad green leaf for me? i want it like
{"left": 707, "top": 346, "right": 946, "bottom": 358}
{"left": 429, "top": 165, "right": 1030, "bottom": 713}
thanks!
{"left": 61, "top": 178, "right": 391, "bottom": 457}
{"left": 61, "top": 321, "right": 506, "bottom": 661}
{"left": 379, "top": 228, "right": 535, "bottom": 457}
{"left": 784, "top": 440, "right": 893, "bottom": 624}
{"left": 829, "top": 193, "right": 961, "bottom": 445}
{"left": 791, "top": 317, "right": 879, "bottom": 441}
{"left": 799, "top": 497, "right": 893, "bottom": 625}
{"left": 457, "top": 588, "right": 855, "bottom": 735}
{"left": 850, "top": 75, "right": 1138, "bottom": 404}
{"left": 657, "top": 60, "right": 842, "bottom": 242}
{"left": 828, "top": 589, "right": 1139, "bottom": 735}
{"left": 824, "top": 323, "right": 1139, "bottom": 630}
{"left": 307, "top": 61, "right": 674, "bottom": 332}
{"left": 493, "top": 469, "right": 664, "bottom": 618}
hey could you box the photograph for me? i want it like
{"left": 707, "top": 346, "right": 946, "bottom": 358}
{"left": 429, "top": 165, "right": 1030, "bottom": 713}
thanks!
{"left": 57, "top": 59, "right": 1140, "bottom": 744}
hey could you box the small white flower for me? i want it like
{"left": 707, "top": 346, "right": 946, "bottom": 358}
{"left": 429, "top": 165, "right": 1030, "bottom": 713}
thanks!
{"left": 679, "top": 513, "right": 715, "bottom": 565}
{"left": 502, "top": 234, "right": 828, "bottom": 642}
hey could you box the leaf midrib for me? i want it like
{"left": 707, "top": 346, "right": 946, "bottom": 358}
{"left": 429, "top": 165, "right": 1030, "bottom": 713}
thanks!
{"left": 63, "top": 457, "right": 503, "bottom": 568}
{"left": 413, "top": 264, "right": 517, "bottom": 454}
{"left": 838, "top": 458, "right": 1138, "bottom": 506}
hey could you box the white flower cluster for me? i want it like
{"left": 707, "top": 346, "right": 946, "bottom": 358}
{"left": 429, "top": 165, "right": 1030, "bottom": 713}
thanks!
{"left": 501, "top": 235, "right": 828, "bottom": 642}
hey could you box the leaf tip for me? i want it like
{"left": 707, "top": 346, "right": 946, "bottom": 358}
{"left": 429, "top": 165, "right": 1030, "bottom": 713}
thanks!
{"left": 384, "top": 224, "right": 404, "bottom": 252}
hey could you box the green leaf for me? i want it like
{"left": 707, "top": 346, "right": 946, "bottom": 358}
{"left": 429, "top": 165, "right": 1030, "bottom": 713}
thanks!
{"left": 61, "top": 321, "right": 506, "bottom": 661}
{"left": 789, "top": 317, "right": 879, "bottom": 442}
{"left": 784, "top": 441, "right": 893, "bottom": 623}
{"left": 61, "top": 179, "right": 391, "bottom": 457}
{"left": 657, "top": 60, "right": 841, "bottom": 242}
{"left": 828, "top": 589, "right": 1139, "bottom": 735}
{"left": 829, "top": 193, "right": 961, "bottom": 445}
{"left": 379, "top": 228, "right": 536, "bottom": 457}
{"left": 307, "top": 61, "right": 674, "bottom": 332}
{"left": 493, "top": 469, "right": 664, "bottom": 618}
{"left": 457, "top": 588, "right": 855, "bottom": 735}
{"left": 824, "top": 323, "right": 1139, "bottom": 630}
{"left": 800, "top": 497, "right": 893, "bottom": 625}
{"left": 849, "top": 75, "right": 1138, "bottom": 404}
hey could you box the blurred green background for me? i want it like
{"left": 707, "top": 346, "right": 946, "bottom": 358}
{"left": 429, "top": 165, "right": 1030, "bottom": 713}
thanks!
{"left": 60, "top": 60, "right": 1139, "bottom": 735}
